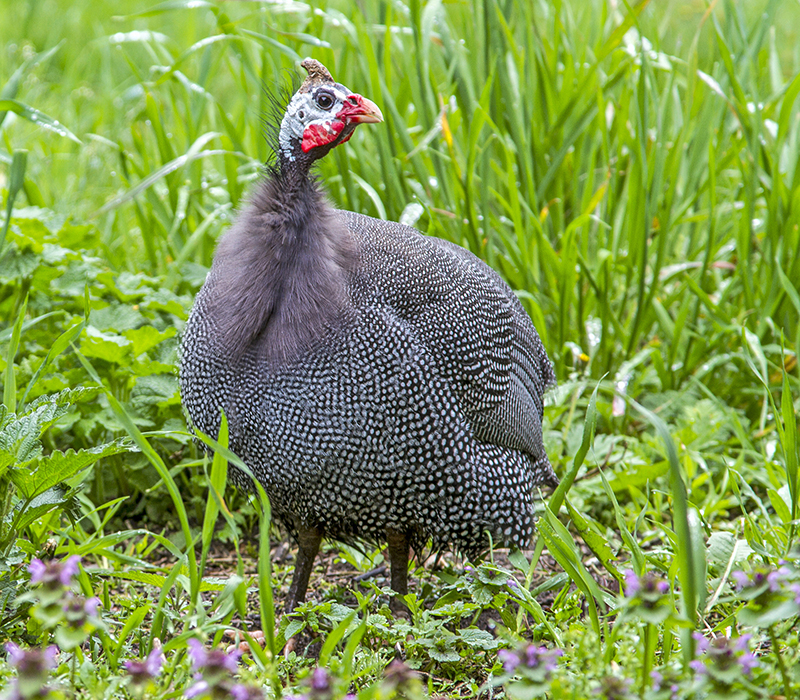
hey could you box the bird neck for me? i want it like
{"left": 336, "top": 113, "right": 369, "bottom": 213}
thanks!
{"left": 204, "top": 171, "right": 355, "bottom": 365}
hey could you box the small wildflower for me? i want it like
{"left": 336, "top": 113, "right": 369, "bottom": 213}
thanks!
{"left": 5, "top": 642, "right": 58, "bottom": 675}
{"left": 623, "top": 570, "right": 671, "bottom": 623}
{"left": 124, "top": 647, "right": 164, "bottom": 686}
{"left": 383, "top": 659, "right": 418, "bottom": 688}
{"left": 689, "top": 659, "right": 706, "bottom": 676}
{"left": 766, "top": 570, "right": 781, "bottom": 592}
{"left": 28, "top": 555, "right": 81, "bottom": 588}
{"left": 623, "top": 569, "right": 641, "bottom": 597}
{"left": 524, "top": 645, "right": 562, "bottom": 672}
{"left": 230, "top": 684, "right": 265, "bottom": 700}
{"left": 692, "top": 633, "right": 759, "bottom": 684}
{"left": 63, "top": 593, "right": 101, "bottom": 628}
{"left": 310, "top": 667, "right": 331, "bottom": 693}
{"left": 311, "top": 667, "right": 329, "bottom": 689}
{"left": 185, "top": 639, "right": 241, "bottom": 699}
{"left": 594, "top": 675, "right": 633, "bottom": 699}
{"left": 790, "top": 583, "right": 800, "bottom": 606}
{"left": 185, "top": 679, "right": 211, "bottom": 698}
{"left": 83, "top": 596, "right": 101, "bottom": 616}
{"left": 5, "top": 643, "right": 58, "bottom": 700}
{"left": 498, "top": 648, "right": 520, "bottom": 673}
{"left": 27, "top": 559, "right": 47, "bottom": 585}
{"left": 497, "top": 643, "right": 561, "bottom": 678}
{"left": 650, "top": 670, "right": 663, "bottom": 689}
{"left": 692, "top": 631, "right": 709, "bottom": 653}
{"left": 731, "top": 571, "right": 750, "bottom": 591}
{"left": 188, "top": 638, "right": 239, "bottom": 674}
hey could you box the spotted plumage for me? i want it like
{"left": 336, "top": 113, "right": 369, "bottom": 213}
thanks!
{"left": 180, "top": 58, "right": 557, "bottom": 611}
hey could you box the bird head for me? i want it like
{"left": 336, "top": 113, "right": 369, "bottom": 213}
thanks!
{"left": 278, "top": 58, "right": 383, "bottom": 171}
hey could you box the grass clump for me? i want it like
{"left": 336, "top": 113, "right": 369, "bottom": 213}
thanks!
{"left": 2, "top": 0, "right": 800, "bottom": 697}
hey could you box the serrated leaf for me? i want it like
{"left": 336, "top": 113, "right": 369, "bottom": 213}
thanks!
{"left": 12, "top": 440, "right": 130, "bottom": 499}
{"left": 428, "top": 646, "right": 461, "bottom": 663}
{"left": 14, "top": 485, "right": 76, "bottom": 530}
{"left": 458, "top": 628, "right": 498, "bottom": 650}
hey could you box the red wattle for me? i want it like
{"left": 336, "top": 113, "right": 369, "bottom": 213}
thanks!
{"left": 302, "top": 120, "right": 345, "bottom": 153}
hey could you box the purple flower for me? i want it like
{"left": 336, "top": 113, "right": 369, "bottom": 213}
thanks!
{"left": 61, "top": 593, "right": 101, "bottom": 631}
{"left": 733, "top": 634, "right": 752, "bottom": 652}
{"left": 650, "top": 670, "right": 663, "bottom": 689}
{"left": 60, "top": 556, "right": 81, "bottom": 584}
{"left": 310, "top": 667, "right": 331, "bottom": 692}
{"left": 187, "top": 639, "right": 208, "bottom": 669}
{"left": 28, "top": 555, "right": 81, "bottom": 588}
{"left": 738, "top": 652, "right": 758, "bottom": 675}
{"left": 767, "top": 571, "right": 781, "bottom": 592}
{"left": 692, "top": 633, "right": 759, "bottom": 679}
{"left": 187, "top": 639, "right": 239, "bottom": 674}
{"left": 790, "top": 583, "right": 800, "bottom": 605}
{"left": 623, "top": 569, "right": 640, "bottom": 597}
{"left": 524, "top": 645, "right": 562, "bottom": 672}
{"left": 594, "top": 675, "right": 632, "bottom": 699}
{"left": 230, "top": 684, "right": 265, "bottom": 700}
{"left": 692, "top": 632, "right": 709, "bottom": 653}
{"left": 28, "top": 559, "right": 47, "bottom": 584}
{"left": 382, "top": 659, "right": 418, "bottom": 689}
{"left": 623, "top": 570, "right": 670, "bottom": 607}
{"left": 733, "top": 636, "right": 758, "bottom": 674}
{"left": 83, "top": 596, "right": 100, "bottom": 617}
{"left": 498, "top": 644, "right": 561, "bottom": 676}
{"left": 185, "top": 679, "right": 210, "bottom": 698}
{"left": 498, "top": 648, "right": 520, "bottom": 673}
{"left": 125, "top": 648, "right": 164, "bottom": 685}
{"left": 731, "top": 571, "right": 750, "bottom": 591}
{"left": 5, "top": 642, "right": 58, "bottom": 676}
{"left": 689, "top": 659, "right": 706, "bottom": 676}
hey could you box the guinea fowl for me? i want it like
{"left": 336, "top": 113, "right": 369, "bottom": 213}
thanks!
{"left": 180, "top": 58, "right": 557, "bottom": 613}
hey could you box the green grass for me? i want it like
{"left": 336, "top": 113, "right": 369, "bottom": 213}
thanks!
{"left": 1, "top": 0, "right": 800, "bottom": 697}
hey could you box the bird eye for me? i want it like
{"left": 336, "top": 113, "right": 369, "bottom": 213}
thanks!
{"left": 315, "top": 92, "right": 334, "bottom": 110}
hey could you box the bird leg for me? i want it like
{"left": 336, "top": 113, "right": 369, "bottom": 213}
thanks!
{"left": 285, "top": 524, "right": 322, "bottom": 613}
{"left": 386, "top": 528, "right": 410, "bottom": 614}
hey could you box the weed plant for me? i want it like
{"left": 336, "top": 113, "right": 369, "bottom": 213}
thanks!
{"left": 1, "top": 0, "right": 799, "bottom": 697}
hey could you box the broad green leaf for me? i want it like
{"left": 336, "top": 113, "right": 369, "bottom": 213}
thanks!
{"left": 12, "top": 440, "right": 131, "bottom": 499}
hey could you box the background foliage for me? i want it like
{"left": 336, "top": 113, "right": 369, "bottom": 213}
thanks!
{"left": 1, "top": 0, "right": 799, "bottom": 697}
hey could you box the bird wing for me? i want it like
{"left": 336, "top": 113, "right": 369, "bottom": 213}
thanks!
{"left": 340, "top": 211, "right": 555, "bottom": 461}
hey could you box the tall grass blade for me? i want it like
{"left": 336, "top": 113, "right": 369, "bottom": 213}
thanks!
{"left": 3, "top": 294, "right": 27, "bottom": 413}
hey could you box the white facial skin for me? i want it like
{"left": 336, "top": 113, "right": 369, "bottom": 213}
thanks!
{"left": 279, "top": 85, "right": 351, "bottom": 162}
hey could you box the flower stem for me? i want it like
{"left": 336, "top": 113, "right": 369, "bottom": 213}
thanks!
{"left": 642, "top": 623, "right": 654, "bottom": 696}
{"left": 767, "top": 625, "right": 792, "bottom": 698}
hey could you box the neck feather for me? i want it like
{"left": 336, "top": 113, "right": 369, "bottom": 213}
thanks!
{"left": 202, "top": 172, "right": 355, "bottom": 364}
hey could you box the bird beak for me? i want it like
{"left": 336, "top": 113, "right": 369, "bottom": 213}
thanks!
{"left": 341, "top": 94, "right": 384, "bottom": 124}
